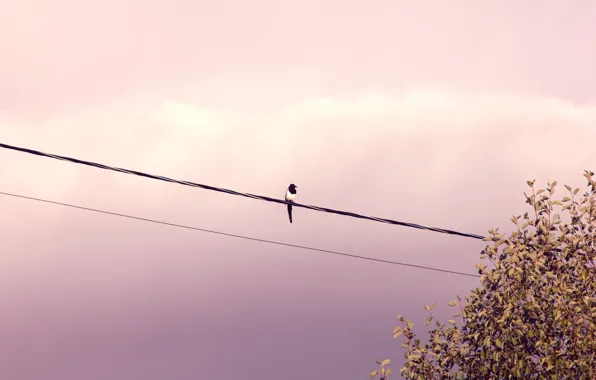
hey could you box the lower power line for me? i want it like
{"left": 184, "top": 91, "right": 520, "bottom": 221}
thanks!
{"left": 0, "top": 191, "right": 480, "bottom": 278}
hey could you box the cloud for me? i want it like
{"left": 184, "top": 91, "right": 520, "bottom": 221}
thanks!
{"left": 2, "top": 89, "right": 595, "bottom": 240}
{"left": 273, "top": 90, "right": 596, "bottom": 129}
{"left": 3, "top": 91, "right": 595, "bottom": 206}
{"left": 265, "top": 90, "right": 596, "bottom": 182}
{"left": 2, "top": 90, "right": 595, "bottom": 380}
{"left": 152, "top": 101, "right": 224, "bottom": 130}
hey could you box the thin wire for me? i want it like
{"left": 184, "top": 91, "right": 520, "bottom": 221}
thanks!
{"left": 0, "top": 191, "right": 480, "bottom": 278}
{"left": 0, "top": 142, "right": 487, "bottom": 240}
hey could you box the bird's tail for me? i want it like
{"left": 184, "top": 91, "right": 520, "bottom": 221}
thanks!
{"left": 287, "top": 204, "right": 293, "bottom": 223}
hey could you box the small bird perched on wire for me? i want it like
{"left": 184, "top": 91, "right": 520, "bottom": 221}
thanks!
{"left": 285, "top": 183, "right": 297, "bottom": 223}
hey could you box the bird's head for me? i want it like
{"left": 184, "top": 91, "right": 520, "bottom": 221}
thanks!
{"left": 288, "top": 183, "right": 297, "bottom": 190}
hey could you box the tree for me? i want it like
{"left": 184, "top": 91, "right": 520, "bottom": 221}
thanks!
{"left": 372, "top": 171, "right": 596, "bottom": 379}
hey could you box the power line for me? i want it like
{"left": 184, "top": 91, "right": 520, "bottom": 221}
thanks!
{"left": 0, "top": 191, "right": 480, "bottom": 278}
{"left": 0, "top": 142, "right": 487, "bottom": 240}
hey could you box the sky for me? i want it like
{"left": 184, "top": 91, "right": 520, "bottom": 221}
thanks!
{"left": 1, "top": 0, "right": 595, "bottom": 379}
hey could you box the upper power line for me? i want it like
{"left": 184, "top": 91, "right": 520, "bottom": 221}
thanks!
{"left": 0, "top": 142, "right": 487, "bottom": 240}
{"left": 0, "top": 191, "right": 480, "bottom": 278}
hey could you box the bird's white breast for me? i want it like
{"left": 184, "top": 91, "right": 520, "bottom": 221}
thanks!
{"left": 285, "top": 190, "right": 296, "bottom": 201}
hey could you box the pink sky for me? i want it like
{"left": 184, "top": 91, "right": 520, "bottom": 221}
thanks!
{"left": 1, "top": 1, "right": 596, "bottom": 379}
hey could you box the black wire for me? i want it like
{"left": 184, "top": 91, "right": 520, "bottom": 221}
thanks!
{"left": 0, "top": 142, "right": 488, "bottom": 240}
{"left": 0, "top": 191, "right": 481, "bottom": 278}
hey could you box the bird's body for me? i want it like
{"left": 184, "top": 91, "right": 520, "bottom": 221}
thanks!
{"left": 285, "top": 189, "right": 296, "bottom": 202}
{"left": 285, "top": 184, "right": 297, "bottom": 223}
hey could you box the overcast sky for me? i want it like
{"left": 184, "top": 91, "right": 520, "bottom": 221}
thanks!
{"left": 1, "top": 1, "right": 595, "bottom": 379}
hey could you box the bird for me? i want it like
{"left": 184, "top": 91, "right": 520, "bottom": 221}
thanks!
{"left": 285, "top": 183, "right": 297, "bottom": 223}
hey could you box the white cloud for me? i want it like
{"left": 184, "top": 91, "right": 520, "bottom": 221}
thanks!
{"left": 2, "top": 91, "right": 595, "bottom": 217}
{"left": 272, "top": 90, "right": 596, "bottom": 128}
{"left": 257, "top": 91, "right": 596, "bottom": 222}
{"left": 152, "top": 101, "right": 224, "bottom": 130}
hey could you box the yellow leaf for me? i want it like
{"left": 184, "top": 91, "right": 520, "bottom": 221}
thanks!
{"left": 539, "top": 223, "right": 548, "bottom": 234}
{"left": 546, "top": 357, "right": 554, "bottom": 371}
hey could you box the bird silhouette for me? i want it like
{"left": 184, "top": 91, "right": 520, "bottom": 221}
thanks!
{"left": 285, "top": 183, "right": 297, "bottom": 223}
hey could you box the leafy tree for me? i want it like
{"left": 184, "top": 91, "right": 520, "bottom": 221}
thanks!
{"left": 372, "top": 171, "right": 596, "bottom": 379}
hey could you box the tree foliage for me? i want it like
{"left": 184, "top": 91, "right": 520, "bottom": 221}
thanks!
{"left": 372, "top": 171, "right": 596, "bottom": 379}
